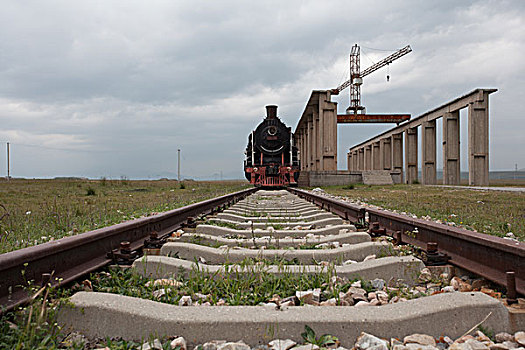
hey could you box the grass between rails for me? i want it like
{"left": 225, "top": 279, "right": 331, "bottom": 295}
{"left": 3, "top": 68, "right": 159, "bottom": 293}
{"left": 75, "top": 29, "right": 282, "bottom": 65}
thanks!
{"left": 93, "top": 264, "right": 359, "bottom": 306}
{"left": 320, "top": 184, "right": 524, "bottom": 241}
{"left": 0, "top": 179, "right": 250, "bottom": 254}
{"left": 1, "top": 266, "right": 350, "bottom": 349}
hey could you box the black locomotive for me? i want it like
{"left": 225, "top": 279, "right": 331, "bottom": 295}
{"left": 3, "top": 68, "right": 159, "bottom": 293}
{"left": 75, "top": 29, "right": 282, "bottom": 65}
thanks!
{"left": 244, "top": 105, "right": 299, "bottom": 187}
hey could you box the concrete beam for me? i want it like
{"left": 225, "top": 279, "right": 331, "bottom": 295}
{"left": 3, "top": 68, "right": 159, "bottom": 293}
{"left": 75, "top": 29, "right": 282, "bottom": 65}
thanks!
{"left": 422, "top": 120, "right": 436, "bottom": 185}
{"left": 348, "top": 89, "right": 496, "bottom": 152}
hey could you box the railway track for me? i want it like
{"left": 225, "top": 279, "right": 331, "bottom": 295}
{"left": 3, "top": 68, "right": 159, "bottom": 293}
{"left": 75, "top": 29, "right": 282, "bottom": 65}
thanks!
{"left": 1, "top": 187, "right": 524, "bottom": 348}
{"left": 288, "top": 188, "right": 525, "bottom": 297}
{"left": 0, "top": 187, "right": 257, "bottom": 313}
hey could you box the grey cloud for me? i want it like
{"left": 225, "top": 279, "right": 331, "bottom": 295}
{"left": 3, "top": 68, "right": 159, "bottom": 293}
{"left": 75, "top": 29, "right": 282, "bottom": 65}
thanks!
{"left": 0, "top": 0, "right": 524, "bottom": 178}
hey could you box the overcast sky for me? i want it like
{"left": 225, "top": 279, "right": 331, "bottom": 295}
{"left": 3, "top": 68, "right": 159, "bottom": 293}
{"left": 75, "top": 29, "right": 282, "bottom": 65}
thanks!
{"left": 1, "top": 0, "right": 524, "bottom": 179}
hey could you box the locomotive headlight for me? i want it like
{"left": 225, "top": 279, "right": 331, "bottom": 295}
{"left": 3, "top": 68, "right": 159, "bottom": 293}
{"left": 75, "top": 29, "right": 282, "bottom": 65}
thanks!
{"left": 267, "top": 126, "right": 277, "bottom": 136}
{"left": 253, "top": 167, "right": 258, "bottom": 172}
{"left": 287, "top": 167, "right": 291, "bottom": 171}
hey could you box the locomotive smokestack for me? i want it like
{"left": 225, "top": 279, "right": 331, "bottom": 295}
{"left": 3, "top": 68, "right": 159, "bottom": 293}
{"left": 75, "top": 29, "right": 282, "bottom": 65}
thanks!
{"left": 266, "top": 105, "right": 278, "bottom": 119}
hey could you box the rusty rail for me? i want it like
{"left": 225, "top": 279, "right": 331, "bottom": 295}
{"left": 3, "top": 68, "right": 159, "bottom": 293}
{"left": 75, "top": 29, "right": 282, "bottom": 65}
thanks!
{"left": 288, "top": 188, "right": 525, "bottom": 296}
{"left": 0, "top": 187, "right": 257, "bottom": 313}
{"left": 288, "top": 188, "right": 365, "bottom": 222}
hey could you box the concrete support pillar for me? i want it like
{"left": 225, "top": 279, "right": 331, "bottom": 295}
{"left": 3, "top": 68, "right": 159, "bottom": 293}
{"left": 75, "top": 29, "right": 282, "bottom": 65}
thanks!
{"left": 301, "top": 129, "right": 306, "bottom": 171}
{"left": 347, "top": 152, "right": 352, "bottom": 171}
{"left": 353, "top": 150, "right": 358, "bottom": 171}
{"left": 468, "top": 95, "right": 489, "bottom": 186}
{"left": 313, "top": 108, "right": 319, "bottom": 170}
{"left": 307, "top": 116, "right": 314, "bottom": 170}
{"left": 405, "top": 127, "right": 418, "bottom": 184}
{"left": 442, "top": 111, "right": 460, "bottom": 185}
{"left": 364, "top": 145, "right": 372, "bottom": 170}
{"left": 380, "top": 138, "right": 392, "bottom": 170}
{"left": 301, "top": 126, "right": 308, "bottom": 171}
{"left": 372, "top": 142, "right": 381, "bottom": 170}
{"left": 358, "top": 148, "right": 364, "bottom": 171}
{"left": 318, "top": 91, "right": 338, "bottom": 171}
{"left": 422, "top": 120, "right": 437, "bottom": 184}
{"left": 392, "top": 133, "right": 403, "bottom": 182}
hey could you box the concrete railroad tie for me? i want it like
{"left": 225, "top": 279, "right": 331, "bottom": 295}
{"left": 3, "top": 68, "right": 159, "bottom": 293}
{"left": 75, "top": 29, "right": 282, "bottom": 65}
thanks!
{"left": 159, "top": 241, "right": 389, "bottom": 264}
{"left": 216, "top": 212, "right": 336, "bottom": 223}
{"left": 59, "top": 291, "right": 516, "bottom": 346}
{"left": 168, "top": 230, "right": 370, "bottom": 248}
{"left": 195, "top": 224, "right": 357, "bottom": 238}
{"left": 223, "top": 208, "right": 322, "bottom": 216}
{"left": 132, "top": 255, "right": 424, "bottom": 283}
{"left": 207, "top": 217, "right": 344, "bottom": 229}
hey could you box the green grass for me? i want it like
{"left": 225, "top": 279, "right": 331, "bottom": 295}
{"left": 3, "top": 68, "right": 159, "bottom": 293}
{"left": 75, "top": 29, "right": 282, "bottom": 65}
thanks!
{"left": 0, "top": 179, "right": 249, "bottom": 254}
{"left": 206, "top": 220, "right": 241, "bottom": 230}
{"left": 320, "top": 184, "right": 525, "bottom": 241}
{"left": 92, "top": 264, "right": 347, "bottom": 306}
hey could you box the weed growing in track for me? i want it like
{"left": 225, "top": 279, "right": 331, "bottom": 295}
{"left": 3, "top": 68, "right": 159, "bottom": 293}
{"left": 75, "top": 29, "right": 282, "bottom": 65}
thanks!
{"left": 0, "top": 179, "right": 249, "bottom": 254}
{"left": 92, "top": 264, "right": 349, "bottom": 306}
{"left": 0, "top": 276, "right": 181, "bottom": 349}
{"left": 321, "top": 184, "right": 524, "bottom": 241}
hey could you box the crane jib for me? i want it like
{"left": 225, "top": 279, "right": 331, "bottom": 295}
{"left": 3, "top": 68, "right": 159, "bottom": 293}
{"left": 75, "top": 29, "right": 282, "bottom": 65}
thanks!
{"left": 334, "top": 45, "right": 412, "bottom": 93}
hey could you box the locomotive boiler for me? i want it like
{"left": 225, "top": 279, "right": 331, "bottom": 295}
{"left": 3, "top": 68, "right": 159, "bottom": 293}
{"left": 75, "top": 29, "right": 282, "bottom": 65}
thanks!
{"left": 244, "top": 105, "right": 300, "bottom": 187}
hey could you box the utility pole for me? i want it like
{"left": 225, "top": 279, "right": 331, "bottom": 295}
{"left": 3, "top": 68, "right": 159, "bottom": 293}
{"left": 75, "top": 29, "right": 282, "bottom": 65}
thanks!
{"left": 177, "top": 149, "right": 181, "bottom": 182}
{"left": 6, "top": 142, "right": 10, "bottom": 181}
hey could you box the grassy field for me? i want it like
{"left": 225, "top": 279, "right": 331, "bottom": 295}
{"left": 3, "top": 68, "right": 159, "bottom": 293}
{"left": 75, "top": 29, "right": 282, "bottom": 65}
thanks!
{"left": 320, "top": 184, "right": 524, "bottom": 241}
{"left": 0, "top": 178, "right": 249, "bottom": 254}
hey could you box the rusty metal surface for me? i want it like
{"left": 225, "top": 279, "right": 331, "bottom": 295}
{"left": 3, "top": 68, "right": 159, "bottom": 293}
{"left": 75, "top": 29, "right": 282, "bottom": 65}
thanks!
{"left": 289, "top": 188, "right": 524, "bottom": 295}
{"left": 367, "top": 208, "right": 525, "bottom": 295}
{"left": 337, "top": 114, "right": 410, "bottom": 124}
{"left": 288, "top": 188, "right": 365, "bottom": 223}
{"left": 0, "top": 187, "right": 257, "bottom": 313}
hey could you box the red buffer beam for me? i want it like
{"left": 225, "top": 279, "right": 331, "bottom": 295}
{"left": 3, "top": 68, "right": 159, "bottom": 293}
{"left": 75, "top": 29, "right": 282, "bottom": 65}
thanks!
{"left": 337, "top": 114, "right": 410, "bottom": 124}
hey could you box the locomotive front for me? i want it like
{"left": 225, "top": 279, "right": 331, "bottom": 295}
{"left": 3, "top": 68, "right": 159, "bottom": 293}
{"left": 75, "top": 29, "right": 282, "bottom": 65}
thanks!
{"left": 244, "top": 105, "right": 300, "bottom": 187}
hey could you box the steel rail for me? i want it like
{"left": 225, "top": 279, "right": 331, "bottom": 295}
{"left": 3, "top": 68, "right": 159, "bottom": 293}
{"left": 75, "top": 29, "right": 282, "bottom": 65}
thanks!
{"left": 0, "top": 187, "right": 257, "bottom": 313}
{"left": 288, "top": 188, "right": 365, "bottom": 223}
{"left": 288, "top": 188, "right": 525, "bottom": 296}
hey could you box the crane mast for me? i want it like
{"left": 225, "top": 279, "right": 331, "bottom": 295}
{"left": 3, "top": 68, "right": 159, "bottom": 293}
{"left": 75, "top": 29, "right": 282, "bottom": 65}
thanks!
{"left": 331, "top": 44, "right": 412, "bottom": 115}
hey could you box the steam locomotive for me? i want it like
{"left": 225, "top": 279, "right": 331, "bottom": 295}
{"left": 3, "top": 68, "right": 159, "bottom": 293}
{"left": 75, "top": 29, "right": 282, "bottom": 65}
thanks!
{"left": 244, "top": 105, "right": 300, "bottom": 187}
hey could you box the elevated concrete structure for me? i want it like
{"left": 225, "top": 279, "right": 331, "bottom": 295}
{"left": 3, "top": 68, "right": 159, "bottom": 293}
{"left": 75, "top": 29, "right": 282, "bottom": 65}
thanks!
{"left": 348, "top": 89, "right": 497, "bottom": 186}
{"left": 294, "top": 91, "right": 338, "bottom": 172}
